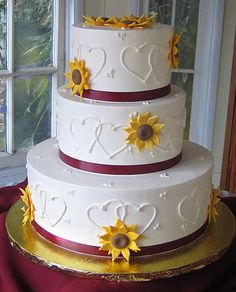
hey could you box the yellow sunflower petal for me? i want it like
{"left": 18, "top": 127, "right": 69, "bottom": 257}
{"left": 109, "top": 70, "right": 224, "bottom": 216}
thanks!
{"left": 115, "top": 219, "right": 124, "bottom": 228}
{"left": 99, "top": 233, "right": 112, "bottom": 241}
{"left": 135, "top": 139, "right": 145, "bottom": 152}
{"left": 152, "top": 123, "right": 165, "bottom": 133}
{"left": 145, "top": 139, "right": 155, "bottom": 150}
{"left": 138, "top": 112, "right": 150, "bottom": 124}
{"left": 121, "top": 247, "right": 130, "bottom": 262}
{"left": 127, "top": 231, "right": 139, "bottom": 241}
{"left": 72, "top": 85, "right": 79, "bottom": 95}
{"left": 127, "top": 224, "right": 137, "bottom": 232}
{"left": 128, "top": 240, "right": 140, "bottom": 252}
{"left": 127, "top": 132, "right": 137, "bottom": 142}
{"left": 99, "top": 242, "right": 112, "bottom": 251}
{"left": 151, "top": 134, "right": 160, "bottom": 145}
{"left": 130, "top": 121, "right": 139, "bottom": 130}
{"left": 118, "top": 225, "right": 128, "bottom": 234}
{"left": 147, "top": 115, "right": 158, "bottom": 126}
{"left": 103, "top": 226, "right": 111, "bottom": 233}
{"left": 112, "top": 248, "right": 121, "bottom": 262}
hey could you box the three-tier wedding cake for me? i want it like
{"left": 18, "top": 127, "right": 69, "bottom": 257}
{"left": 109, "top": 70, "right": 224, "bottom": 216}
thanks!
{"left": 23, "top": 16, "right": 214, "bottom": 262}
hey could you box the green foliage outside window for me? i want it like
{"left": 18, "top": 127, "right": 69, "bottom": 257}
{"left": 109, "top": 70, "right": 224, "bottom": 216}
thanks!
{"left": 0, "top": 0, "right": 53, "bottom": 150}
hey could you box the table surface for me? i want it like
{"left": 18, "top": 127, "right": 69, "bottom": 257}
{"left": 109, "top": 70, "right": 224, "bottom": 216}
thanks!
{"left": 1, "top": 180, "right": 236, "bottom": 292}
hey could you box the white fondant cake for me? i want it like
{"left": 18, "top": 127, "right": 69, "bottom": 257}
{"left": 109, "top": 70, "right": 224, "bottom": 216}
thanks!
{"left": 27, "top": 138, "right": 212, "bottom": 248}
{"left": 25, "top": 20, "right": 214, "bottom": 260}
{"left": 71, "top": 24, "right": 172, "bottom": 93}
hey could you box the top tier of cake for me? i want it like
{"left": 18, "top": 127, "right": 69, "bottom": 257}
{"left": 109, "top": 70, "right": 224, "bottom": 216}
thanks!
{"left": 70, "top": 23, "right": 173, "bottom": 101}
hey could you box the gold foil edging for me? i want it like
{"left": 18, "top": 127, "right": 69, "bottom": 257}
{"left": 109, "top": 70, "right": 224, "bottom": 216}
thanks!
{"left": 6, "top": 200, "right": 236, "bottom": 282}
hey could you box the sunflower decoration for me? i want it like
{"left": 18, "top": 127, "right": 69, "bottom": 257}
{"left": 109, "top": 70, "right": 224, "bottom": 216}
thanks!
{"left": 99, "top": 219, "right": 141, "bottom": 262}
{"left": 168, "top": 31, "right": 183, "bottom": 69}
{"left": 83, "top": 15, "right": 155, "bottom": 29}
{"left": 65, "top": 57, "right": 90, "bottom": 98}
{"left": 208, "top": 186, "right": 221, "bottom": 223}
{"left": 105, "top": 14, "right": 155, "bottom": 29}
{"left": 83, "top": 15, "right": 111, "bottom": 27}
{"left": 20, "top": 185, "right": 35, "bottom": 226}
{"left": 124, "top": 112, "right": 165, "bottom": 152}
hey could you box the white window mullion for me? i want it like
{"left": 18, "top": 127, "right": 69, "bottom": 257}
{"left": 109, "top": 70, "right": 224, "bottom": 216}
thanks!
{"left": 171, "top": 0, "right": 177, "bottom": 27}
{"left": 51, "top": 0, "right": 65, "bottom": 137}
{"left": 6, "top": 0, "right": 14, "bottom": 154}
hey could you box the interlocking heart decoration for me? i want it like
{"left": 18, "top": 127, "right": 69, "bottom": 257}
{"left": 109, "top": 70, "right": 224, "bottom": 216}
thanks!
{"left": 87, "top": 199, "right": 158, "bottom": 235}
{"left": 71, "top": 116, "right": 128, "bottom": 159}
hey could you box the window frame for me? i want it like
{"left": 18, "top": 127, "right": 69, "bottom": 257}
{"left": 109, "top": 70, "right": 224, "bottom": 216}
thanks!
{"left": 0, "top": 0, "right": 65, "bottom": 186}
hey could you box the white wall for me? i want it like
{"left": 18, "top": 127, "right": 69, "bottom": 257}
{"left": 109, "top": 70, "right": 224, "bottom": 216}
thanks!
{"left": 212, "top": 0, "right": 236, "bottom": 187}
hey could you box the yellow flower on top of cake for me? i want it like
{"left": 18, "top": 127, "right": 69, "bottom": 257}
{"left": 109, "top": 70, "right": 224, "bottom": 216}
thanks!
{"left": 99, "top": 219, "right": 141, "bottom": 262}
{"left": 83, "top": 15, "right": 155, "bottom": 29}
{"left": 208, "top": 187, "right": 221, "bottom": 223}
{"left": 83, "top": 15, "right": 111, "bottom": 27}
{"left": 20, "top": 185, "right": 35, "bottom": 226}
{"left": 124, "top": 112, "right": 165, "bottom": 152}
{"left": 168, "top": 32, "right": 183, "bottom": 69}
{"left": 65, "top": 57, "right": 90, "bottom": 98}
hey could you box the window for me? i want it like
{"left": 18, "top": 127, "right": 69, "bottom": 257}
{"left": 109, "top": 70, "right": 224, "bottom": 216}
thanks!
{"left": 149, "top": 0, "right": 199, "bottom": 139}
{"left": 0, "top": 0, "right": 65, "bottom": 185}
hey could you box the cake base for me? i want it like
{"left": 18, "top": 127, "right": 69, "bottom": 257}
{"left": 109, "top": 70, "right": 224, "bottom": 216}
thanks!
{"left": 6, "top": 200, "right": 235, "bottom": 282}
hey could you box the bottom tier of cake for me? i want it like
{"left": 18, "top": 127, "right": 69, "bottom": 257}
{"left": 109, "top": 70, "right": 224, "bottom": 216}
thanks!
{"left": 27, "top": 138, "right": 213, "bottom": 257}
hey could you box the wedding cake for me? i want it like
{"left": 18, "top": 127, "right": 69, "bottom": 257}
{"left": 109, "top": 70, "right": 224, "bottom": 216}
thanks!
{"left": 23, "top": 16, "right": 215, "bottom": 262}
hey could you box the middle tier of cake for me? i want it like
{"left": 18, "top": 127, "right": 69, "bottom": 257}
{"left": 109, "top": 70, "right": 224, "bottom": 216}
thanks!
{"left": 57, "top": 85, "right": 186, "bottom": 174}
{"left": 27, "top": 138, "right": 212, "bottom": 256}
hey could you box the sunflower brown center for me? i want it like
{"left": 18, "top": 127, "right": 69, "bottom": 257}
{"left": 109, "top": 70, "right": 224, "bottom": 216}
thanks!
{"left": 121, "top": 20, "right": 135, "bottom": 25}
{"left": 112, "top": 233, "right": 129, "bottom": 249}
{"left": 136, "top": 124, "right": 153, "bottom": 141}
{"left": 100, "top": 17, "right": 109, "bottom": 21}
{"left": 72, "top": 69, "right": 82, "bottom": 85}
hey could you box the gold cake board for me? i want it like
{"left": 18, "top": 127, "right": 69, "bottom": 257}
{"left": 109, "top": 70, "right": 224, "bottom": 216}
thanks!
{"left": 6, "top": 200, "right": 235, "bottom": 282}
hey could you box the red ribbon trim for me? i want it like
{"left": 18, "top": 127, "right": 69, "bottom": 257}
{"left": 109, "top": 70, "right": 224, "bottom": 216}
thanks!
{"left": 59, "top": 150, "right": 182, "bottom": 175}
{"left": 81, "top": 84, "right": 171, "bottom": 102}
{"left": 32, "top": 220, "right": 208, "bottom": 256}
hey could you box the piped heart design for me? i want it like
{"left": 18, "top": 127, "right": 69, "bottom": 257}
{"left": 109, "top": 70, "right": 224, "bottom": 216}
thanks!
{"left": 76, "top": 44, "right": 106, "bottom": 80}
{"left": 39, "top": 190, "right": 67, "bottom": 227}
{"left": 94, "top": 122, "right": 127, "bottom": 159}
{"left": 87, "top": 200, "right": 127, "bottom": 229}
{"left": 70, "top": 117, "right": 100, "bottom": 153}
{"left": 121, "top": 43, "right": 160, "bottom": 84}
{"left": 87, "top": 200, "right": 157, "bottom": 235}
{"left": 71, "top": 117, "right": 127, "bottom": 159}
{"left": 178, "top": 191, "right": 200, "bottom": 224}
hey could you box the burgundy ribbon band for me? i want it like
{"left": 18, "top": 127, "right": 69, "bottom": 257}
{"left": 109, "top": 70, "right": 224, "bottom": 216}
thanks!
{"left": 32, "top": 220, "right": 208, "bottom": 257}
{"left": 81, "top": 84, "right": 171, "bottom": 102}
{"left": 59, "top": 150, "right": 182, "bottom": 175}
